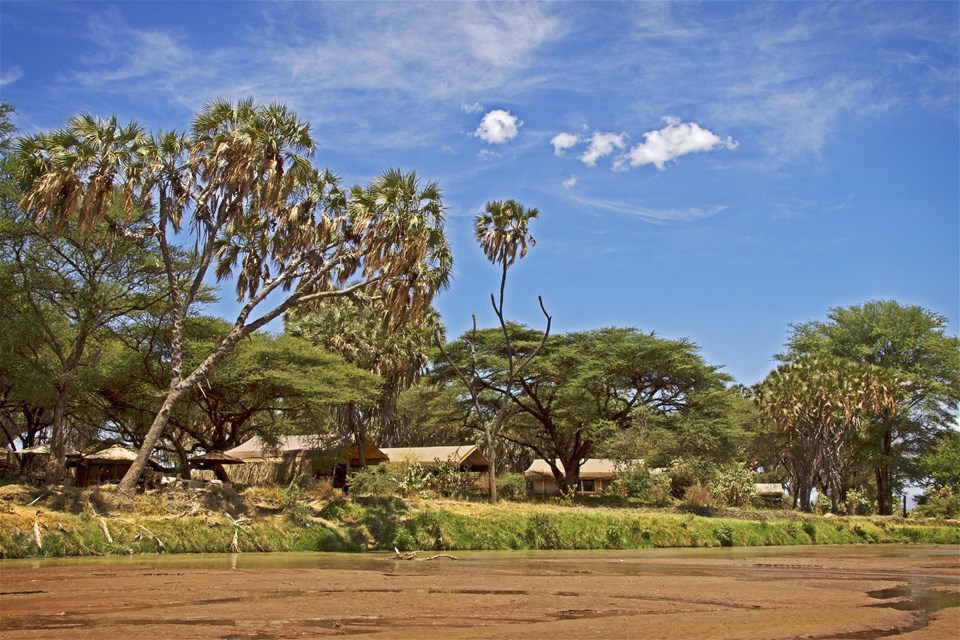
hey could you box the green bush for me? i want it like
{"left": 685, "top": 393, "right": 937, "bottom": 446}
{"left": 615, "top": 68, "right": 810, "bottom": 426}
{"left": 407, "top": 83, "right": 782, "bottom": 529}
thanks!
{"left": 347, "top": 465, "right": 402, "bottom": 496}
{"left": 611, "top": 462, "right": 652, "bottom": 499}
{"left": 682, "top": 484, "right": 717, "bottom": 509}
{"left": 279, "top": 477, "right": 312, "bottom": 526}
{"left": 497, "top": 473, "right": 529, "bottom": 501}
{"left": 913, "top": 486, "right": 960, "bottom": 519}
{"left": 709, "top": 463, "right": 758, "bottom": 508}
{"left": 843, "top": 488, "right": 875, "bottom": 516}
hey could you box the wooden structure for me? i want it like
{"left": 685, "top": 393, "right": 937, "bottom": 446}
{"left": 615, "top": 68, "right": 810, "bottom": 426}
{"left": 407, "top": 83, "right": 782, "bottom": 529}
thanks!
{"left": 525, "top": 459, "right": 645, "bottom": 496}
{"left": 224, "top": 435, "right": 388, "bottom": 487}
{"left": 380, "top": 445, "right": 489, "bottom": 473}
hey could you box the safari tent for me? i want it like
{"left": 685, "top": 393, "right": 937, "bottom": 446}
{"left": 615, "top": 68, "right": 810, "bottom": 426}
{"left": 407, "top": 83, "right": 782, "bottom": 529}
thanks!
{"left": 223, "top": 435, "right": 387, "bottom": 486}
{"left": 380, "top": 445, "right": 489, "bottom": 472}
{"left": 525, "top": 459, "right": 646, "bottom": 496}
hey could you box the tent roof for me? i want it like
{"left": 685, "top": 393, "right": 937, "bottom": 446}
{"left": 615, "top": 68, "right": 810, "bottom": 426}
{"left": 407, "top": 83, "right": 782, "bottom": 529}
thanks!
{"left": 381, "top": 446, "right": 488, "bottom": 469}
{"left": 189, "top": 451, "right": 244, "bottom": 465}
{"left": 15, "top": 444, "right": 81, "bottom": 457}
{"left": 524, "top": 458, "right": 644, "bottom": 479}
{"left": 224, "top": 435, "right": 387, "bottom": 463}
{"left": 83, "top": 445, "right": 140, "bottom": 462}
{"left": 754, "top": 483, "right": 785, "bottom": 496}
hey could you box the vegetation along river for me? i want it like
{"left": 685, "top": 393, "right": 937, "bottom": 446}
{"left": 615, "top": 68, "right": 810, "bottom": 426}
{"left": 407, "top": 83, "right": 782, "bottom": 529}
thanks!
{"left": 1, "top": 544, "right": 957, "bottom": 639}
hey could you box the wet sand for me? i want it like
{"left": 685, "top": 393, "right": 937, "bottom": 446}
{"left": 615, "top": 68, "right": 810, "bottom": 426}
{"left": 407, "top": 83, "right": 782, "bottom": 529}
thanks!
{"left": 1, "top": 546, "right": 958, "bottom": 639}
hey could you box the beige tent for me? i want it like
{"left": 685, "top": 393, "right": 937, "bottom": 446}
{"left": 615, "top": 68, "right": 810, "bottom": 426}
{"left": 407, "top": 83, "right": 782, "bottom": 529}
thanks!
{"left": 77, "top": 445, "right": 164, "bottom": 486}
{"left": 525, "top": 459, "right": 645, "bottom": 496}
{"left": 381, "top": 445, "right": 489, "bottom": 472}
{"left": 223, "top": 435, "right": 387, "bottom": 487}
{"left": 754, "top": 483, "right": 785, "bottom": 506}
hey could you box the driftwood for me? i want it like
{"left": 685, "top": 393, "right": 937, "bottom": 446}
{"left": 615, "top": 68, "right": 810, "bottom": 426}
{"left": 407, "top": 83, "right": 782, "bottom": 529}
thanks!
{"left": 392, "top": 548, "right": 457, "bottom": 561}
{"left": 98, "top": 518, "right": 113, "bottom": 544}
{"left": 32, "top": 513, "right": 44, "bottom": 550}
{"left": 224, "top": 512, "right": 265, "bottom": 553}
{"left": 115, "top": 518, "right": 166, "bottom": 552}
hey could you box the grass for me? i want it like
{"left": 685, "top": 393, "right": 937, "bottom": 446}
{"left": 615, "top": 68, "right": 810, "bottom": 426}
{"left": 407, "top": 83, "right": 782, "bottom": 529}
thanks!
{"left": 1, "top": 486, "right": 957, "bottom": 559}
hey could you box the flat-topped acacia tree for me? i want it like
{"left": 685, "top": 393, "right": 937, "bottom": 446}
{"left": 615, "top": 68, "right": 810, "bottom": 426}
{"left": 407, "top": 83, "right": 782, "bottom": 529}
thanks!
{"left": 17, "top": 99, "right": 452, "bottom": 490}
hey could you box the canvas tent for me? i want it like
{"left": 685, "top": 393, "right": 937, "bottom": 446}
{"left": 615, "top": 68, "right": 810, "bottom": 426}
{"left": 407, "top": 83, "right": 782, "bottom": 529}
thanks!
{"left": 525, "top": 459, "right": 646, "bottom": 496}
{"left": 380, "top": 445, "right": 489, "bottom": 472}
{"left": 224, "top": 435, "right": 387, "bottom": 486}
{"left": 76, "top": 445, "right": 164, "bottom": 486}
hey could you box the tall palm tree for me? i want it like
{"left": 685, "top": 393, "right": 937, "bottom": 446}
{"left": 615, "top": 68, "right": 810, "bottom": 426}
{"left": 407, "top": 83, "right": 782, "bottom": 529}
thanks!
{"left": 439, "top": 199, "right": 549, "bottom": 503}
{"left": 18, "top": 101, "right": 452, "bottom": 490}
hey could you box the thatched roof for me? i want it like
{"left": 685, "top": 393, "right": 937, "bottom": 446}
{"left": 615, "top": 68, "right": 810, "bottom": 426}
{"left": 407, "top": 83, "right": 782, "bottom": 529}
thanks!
{"left": 381, "top": 445, "right": 489, "bottom": 472}
{"left": 189, "top": 451, "right": 244, "bottom": 466}
{"left": 225, "top": 435, "right": 388, "bottom": 464}
{"left": 524, "top": 458, "right": 645, "bottom": 480}
{"left": 15, "top": 444, "right": 81, "bottom": 457}
{"left": 82, "top": 445, "right": 140, "bottom": 463}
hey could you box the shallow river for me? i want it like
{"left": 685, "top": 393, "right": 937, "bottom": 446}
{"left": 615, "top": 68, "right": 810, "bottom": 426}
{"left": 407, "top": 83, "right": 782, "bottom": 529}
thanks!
{"left": 2, "top": 545, "right": 958, "bottom": 639}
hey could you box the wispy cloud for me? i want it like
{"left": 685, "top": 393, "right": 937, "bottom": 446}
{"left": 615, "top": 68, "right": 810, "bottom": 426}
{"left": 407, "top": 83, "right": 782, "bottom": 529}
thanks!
{"left": 0, "top": 66, "right": 23, "bottom": 88}
{"left": 567, "top": 192, "right": 728, "bottom": 224}
{"left": 561, "top": 175, "right": 578, "bottom": 189}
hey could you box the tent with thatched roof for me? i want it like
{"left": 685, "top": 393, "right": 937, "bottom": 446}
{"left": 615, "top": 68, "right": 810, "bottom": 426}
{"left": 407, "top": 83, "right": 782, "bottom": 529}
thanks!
{"left": 525, "top": 459, "right": 646, "bottom": 496}
{"left": 223, "top": 435, "right": 387, "bottom": 486}
{"left": 380, "top": 445, "right": 489, "bottom": 472}
{"left": 76, "top": 445, "right": 165, "bottom": 486}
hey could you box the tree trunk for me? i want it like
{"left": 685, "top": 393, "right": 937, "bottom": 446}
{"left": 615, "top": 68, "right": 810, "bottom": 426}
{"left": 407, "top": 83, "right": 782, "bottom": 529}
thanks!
{"left": 486, "top": 431, "right": 498, "bottom": 504}
{"left": 44, "top": 383, "right": 70, "bottom": 485}
{"left": 119, "top": 386, "right": 187, "bottom": 491}
{"left": 875, "top": 427, "right": 893, "bottom": 515}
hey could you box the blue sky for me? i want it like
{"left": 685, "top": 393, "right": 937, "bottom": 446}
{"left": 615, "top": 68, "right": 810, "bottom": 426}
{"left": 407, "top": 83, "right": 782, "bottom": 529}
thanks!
{"left": 2, "top": 1, "right": 957, "bottom": 385}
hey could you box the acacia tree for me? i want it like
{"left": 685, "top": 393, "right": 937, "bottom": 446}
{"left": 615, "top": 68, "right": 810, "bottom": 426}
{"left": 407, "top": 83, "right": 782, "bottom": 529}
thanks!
{"left": 436, "top": 326, "right": 736, "bottom": 496}
{"left": 437, "top": 200, "right": 550, "bottom": 503}
{"left": 778, "top": 301, "right": 960, "bottom": 514}
{"left": 755, "top": 355, "right": 899, "bottom": 512}
{"left": 17, "top": 99, "right": 452, "bottom": 490}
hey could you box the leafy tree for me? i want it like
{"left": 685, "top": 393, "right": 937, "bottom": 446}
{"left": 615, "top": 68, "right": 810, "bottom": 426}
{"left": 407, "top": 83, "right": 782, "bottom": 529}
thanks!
{"left": 437, "top": 326, "right": 736, "bottom": 496}
{"left": 17, "top": 100, "right": 452, "bottom": 490}
{"left": 755, "top": 354, "right": 899, "bottom": 512}
{"left": 778, "top": 301, "right": 960, "bottom": 514}
{"left": 437, "top": 200, "right": 550, "bottom": 503}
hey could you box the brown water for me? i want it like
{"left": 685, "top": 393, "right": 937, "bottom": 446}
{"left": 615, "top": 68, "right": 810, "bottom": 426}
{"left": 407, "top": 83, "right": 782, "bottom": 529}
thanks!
{"left": 2, "top": 545, "right": 957, "bottom": 639}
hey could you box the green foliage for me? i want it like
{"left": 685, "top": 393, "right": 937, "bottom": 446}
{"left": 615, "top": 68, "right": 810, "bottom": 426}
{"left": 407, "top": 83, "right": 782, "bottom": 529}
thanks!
{"left": 279, "top": 477, "right": 312, "bottom": 526}
{"left": 347, "top": 464, "right": 403, "bottom": 497}
{"left": 917, "top": 430, "right": 960, "bottom": 490}
{"left": 913, "top": 486, "right": 960, "bottom": 519}
{"left": 611, "top": 462, "right": 652, "bottom": 499}
{"left": 682, "top": 484, "right": 717, "bottom": 509}
{"left": 496, "top": 473, "right": 529, "bottom": 501}
{"left": 843, "top": 488, "right": 874, "bottom": 516}
{"left": 709, "top": 462, "right": 758, "bottom": 507}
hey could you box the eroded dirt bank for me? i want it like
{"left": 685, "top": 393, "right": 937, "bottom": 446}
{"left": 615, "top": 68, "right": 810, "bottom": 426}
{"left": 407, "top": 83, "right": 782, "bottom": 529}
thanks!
{"left": 1, "top": 546, "right": 957, "bottom": 639}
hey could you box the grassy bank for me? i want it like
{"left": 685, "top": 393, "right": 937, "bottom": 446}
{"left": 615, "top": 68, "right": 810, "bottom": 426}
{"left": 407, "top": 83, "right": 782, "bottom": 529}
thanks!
{"left": 1, "top": 485, "right": 957, "bottom": 559}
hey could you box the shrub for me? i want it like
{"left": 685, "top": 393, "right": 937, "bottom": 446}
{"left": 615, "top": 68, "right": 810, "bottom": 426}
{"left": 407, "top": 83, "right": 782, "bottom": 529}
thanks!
{"left": 497, "top": 473, "right": 529, "bottom": 501}
{"left": 279, "top": 478, "right": 311, "bottom": 526}
{"left": 843, "top": 488, "right": 874, "bottom": 516}
{"left": 647, "top": 473, "right": 674, "bottom": 507}
{"left": 913, "top": 486, "right": 960, "bottom": 519}
{"left": 682, "top": 484, "right": 717, "bottom": 509}
{"left": 611, "top": 462, "right": 652, "bottom": 499}
{"left": 709, "top": 462, "right": 757, "bottom": 508}
{"left": 714, "top": 523, "right": 734, "bottom": 547}
{"left": 347, "top": 465, "right": 401, "bottom": 496}
{"left": 667, "top": 457, "right": 715, "bottom": 499}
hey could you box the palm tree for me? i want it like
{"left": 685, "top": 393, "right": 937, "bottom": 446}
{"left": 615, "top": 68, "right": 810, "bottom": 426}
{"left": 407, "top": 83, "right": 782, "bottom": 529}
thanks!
{"left": 439, "top": 199, "right": 549, "bottom": 503}
{"left": 17, "top": 101, "right": 452, "bottom": 490}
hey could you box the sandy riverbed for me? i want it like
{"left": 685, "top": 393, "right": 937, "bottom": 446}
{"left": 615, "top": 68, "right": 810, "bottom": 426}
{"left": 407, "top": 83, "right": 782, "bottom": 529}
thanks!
{"left": 1, "top": 546, "right": 957, "bottom": 639}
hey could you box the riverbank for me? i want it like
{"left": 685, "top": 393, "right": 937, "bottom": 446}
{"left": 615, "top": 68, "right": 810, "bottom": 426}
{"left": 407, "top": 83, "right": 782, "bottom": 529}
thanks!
{"left": 2, "top": 546, "right": 958, "bottom": 639}
{"left": 1, "top": 483, "right": 957, "bottom": 558}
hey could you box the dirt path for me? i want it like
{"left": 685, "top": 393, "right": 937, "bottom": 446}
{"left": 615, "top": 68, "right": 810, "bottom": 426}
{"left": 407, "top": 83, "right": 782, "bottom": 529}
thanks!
{"left": 1, "top": 547, "right": 957, "bottom": 639}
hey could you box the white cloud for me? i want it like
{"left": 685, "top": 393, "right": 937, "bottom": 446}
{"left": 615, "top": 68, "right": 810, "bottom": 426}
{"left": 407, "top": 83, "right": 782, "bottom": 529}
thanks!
{"left": 580, "top": 131, "right": 626, "bottom": 167}
{"left": 0, "top": 66, "right": 23, "bottom": 87}
{"left": 562, "top": 175, "right": 578, "bottom": 189}
{"left": 474, "top": 109, "right": 522, "bottom": 144}
{"left": 461, "top": 101, "right": 484, "bottom": 114}
{"left": 550, "top": 132, "right": 580, "bottom": 156}
{"left": 477, "top": 148, "right": 501, "bottom": 161}
{"left": 613, "top": 117, "right": 737, "bottom": 170}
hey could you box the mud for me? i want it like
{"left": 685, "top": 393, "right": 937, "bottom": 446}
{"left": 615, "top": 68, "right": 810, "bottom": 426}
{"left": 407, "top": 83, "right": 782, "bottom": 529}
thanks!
{"left": 1, "top": 546, "right": 957, "bottom": 639}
